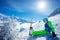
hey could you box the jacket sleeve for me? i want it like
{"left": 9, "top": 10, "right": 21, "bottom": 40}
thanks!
{"left": 47, "top": 21, "right": 55, "bottom": 32}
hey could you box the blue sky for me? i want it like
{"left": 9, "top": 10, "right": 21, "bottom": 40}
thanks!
{"left": 0, "top": 0, "right": 60, "bottom": 22}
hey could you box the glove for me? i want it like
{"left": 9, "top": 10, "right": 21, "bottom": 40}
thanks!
{"left": 30, "top": 27, "right": 33, "bottom": 30}
{"left": 52, "top": 32, "right": 56, "bottom": 38}
{"left": 29, "top": 27, "right": 33, "bottom": 36}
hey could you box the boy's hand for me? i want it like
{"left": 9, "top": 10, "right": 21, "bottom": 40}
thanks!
{"left": 30, "top": 27, "right": 33, "bottom": 30}
{"left": 52, "top": 32, "right": 56, "bottom": 38}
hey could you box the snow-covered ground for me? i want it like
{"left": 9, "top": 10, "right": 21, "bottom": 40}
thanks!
{"left": 0, "top": 13, "right": 60, "bottom": 40}
{"left": 18, "top": 14, "right": 60, "bottom": 40}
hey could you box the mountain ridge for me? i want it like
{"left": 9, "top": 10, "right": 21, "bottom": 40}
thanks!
{"left": 48, "top": 7, "right": 60, "bottom": 17}
{"left": 0, "top": 13, "right": 30, "bottom": 23}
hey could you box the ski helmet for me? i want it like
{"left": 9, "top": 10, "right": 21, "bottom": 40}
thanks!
{"left": 43, "top": 18, "right": 48, "bottom": 22}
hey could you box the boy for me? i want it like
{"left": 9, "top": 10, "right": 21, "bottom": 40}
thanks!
{"left": 43, "top": 18, "right": 56, "bottom": 37}
{"left": 29, "top": 18, "right": 56, "bottom": 38}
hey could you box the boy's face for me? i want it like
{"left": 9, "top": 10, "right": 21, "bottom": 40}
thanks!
{"left": 43, "top": 20, "right": 47, "bottom": 23}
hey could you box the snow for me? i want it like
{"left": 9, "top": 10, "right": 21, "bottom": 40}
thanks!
{"left": 20, "top": 23, "right": 30, "bottom": 29}
{"left": 0, "top": 13, "right": 60, "bottom": 40}
{"left": 49, "top": 14, "right": 60, "bottom": 25}
{"left": 36, "top": 37, "right": 46, "bottom": 40}
{"left": 19, "top": 14, "right": 60, "bottom": 40}
{"left": 32, "top": 21, "right": 45, "bottom": 31}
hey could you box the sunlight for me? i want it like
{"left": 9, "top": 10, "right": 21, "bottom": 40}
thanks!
{"left": 36, "top": 1, "right": 47, "bottom": 10}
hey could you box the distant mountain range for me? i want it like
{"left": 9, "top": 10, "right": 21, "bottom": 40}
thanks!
{"left": 14, "top": 17, "right": 30, "bottom": 23}
{"left": 48, "top": 7, "right": 60, "bottom": 17}
{"left": 0, "top": 13, "right": 30, "bottom": 23}
{"left": 0, "top": 7, "right": 60, "bottom": 24}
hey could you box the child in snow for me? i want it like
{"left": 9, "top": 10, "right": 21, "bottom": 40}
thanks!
{"left": 29, "top": 18, "right": 56, "bottom": 37}
{"left": 43, "top": 18, "right": 56, "bottom": 37}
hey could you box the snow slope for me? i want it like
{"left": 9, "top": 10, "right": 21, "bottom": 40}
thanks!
{"left": 19, "top": 14, "right": 60, "bottom": 40}
{"left": 49, "top": 7, "right": 60, "bottom": 17}
{"left": 0, "top": 13, "right": 30, "bottom": 40}
{"left": 0, "top": 13, "right": 60, "bottom": 40}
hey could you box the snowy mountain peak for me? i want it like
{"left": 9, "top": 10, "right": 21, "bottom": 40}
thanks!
{"left": 49, "top": 7, "right": 60, "bottom": 17}
{"left": 0, "top": 13, "right": 30, "bottom": 23}
{"left": 0, "top": 13, "right": 7, "bottom": 17}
